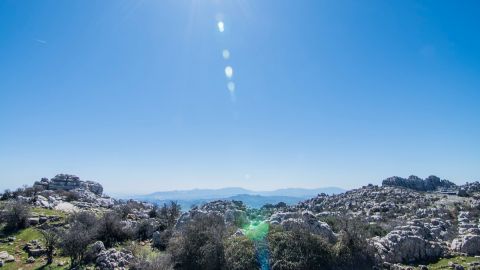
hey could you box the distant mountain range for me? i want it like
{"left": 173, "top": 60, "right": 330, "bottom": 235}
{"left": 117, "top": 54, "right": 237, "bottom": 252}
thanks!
{"left": 123, "top": 187, "right": 345, "bottom": 210}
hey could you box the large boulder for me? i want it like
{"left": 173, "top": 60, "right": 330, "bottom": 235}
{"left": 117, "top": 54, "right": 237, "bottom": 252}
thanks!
{"left": 85, "top": 241, "right": 106, "bottom": 262}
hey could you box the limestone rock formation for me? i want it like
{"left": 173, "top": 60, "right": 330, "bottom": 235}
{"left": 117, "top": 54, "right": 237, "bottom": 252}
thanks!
{"left": 371, "top": 221, "right": 446, "bottom": 263}
{"left": 95, "top": 248, "right": 134, "bottom": 270}
{"left": 176, "top": 200, "right": 247, "bottom": 229}
{"left": 34, "top": 174, "right": 103, "bottom": 195}
{"left": 268, "top": 210, "right": 337, "bottom": 243}
{"left": 382, "top": 175, "right": 456, "bottom": 192}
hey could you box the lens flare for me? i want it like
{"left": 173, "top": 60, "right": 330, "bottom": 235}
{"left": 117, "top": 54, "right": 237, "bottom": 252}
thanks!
{"left": 222, "top": 49, "right": 230, "bottom": 60}
{"left": 217, "top": 21, "right": 225, "bottom": 33}
{"left": 225, "top": 66, "right": 233, "bottom": 79}
{"left": 242, "top": 220, "right": 270, "bottom": 270}
{"left": 227, "top": 82, "right": 235, "bottom": 93}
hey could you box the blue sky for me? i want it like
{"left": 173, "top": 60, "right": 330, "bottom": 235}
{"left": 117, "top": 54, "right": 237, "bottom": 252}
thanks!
{"left": 1, "top": 0, "right": 479, "bottom": 194}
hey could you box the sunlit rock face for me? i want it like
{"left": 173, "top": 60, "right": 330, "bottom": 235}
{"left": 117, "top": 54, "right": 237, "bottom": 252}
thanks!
{"left": 33, "top": 174, "right": 103, "bottom": 195}
{"left": 371, "top": 220, "right": 446, "bottom": 264}
{"left": 268, "top": 210, "right": 337, "bottom": 243}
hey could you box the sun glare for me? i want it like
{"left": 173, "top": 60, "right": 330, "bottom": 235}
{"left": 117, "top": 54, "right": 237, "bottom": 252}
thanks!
{"left": 217, "top": 21, "right": 225, "bottom": 32}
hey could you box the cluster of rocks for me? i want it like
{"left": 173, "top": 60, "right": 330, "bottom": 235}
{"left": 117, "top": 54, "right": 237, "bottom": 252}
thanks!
{"left": 27, "top": 214, "right": 61, "bottom": 226}
{"left": 458, "top": 182, "right": 480, "bottom": 197}
{"left": 371, "top": 220, "right": 446, "bottom": 263}
{"left": 268, "top": 210, "right": 337, "bottom": 243}
{"left": 382, "top": 175, "right": 456, "bottom": 192}
{"left": 25, "top": 175, "right": 115, "bottom": 211}
{"left": 451, "top": 211, "right": 480, "bottom": 256}
{"left": 176, "top": 200, "right": 248, "bottom": 229}
{"left": 85, "top": 241, "right": 133, "bottom": 270}
{"left": 299, "top": 184, "right": 435, "bottom": 221}
{"left": 284, "top": 180, "right": 480, "bottom": 265}
{"left": 34, "top": 174, "right": 103, "bottom": 196}
{"left": 23, "top": 240, "right": 45, "bottom": 257}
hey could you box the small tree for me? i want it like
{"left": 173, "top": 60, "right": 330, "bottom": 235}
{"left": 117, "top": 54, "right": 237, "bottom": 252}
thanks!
{"left": 40, "top": 228, "right": 60, "bottom": 264}
{"left": 59, "top": 211, "right": 98, "bottom": 267}
{"left": 1, "top": 189, "right": 13, "bottom": 200}
{"left": 97, "top": 211, "right": 130, "bottom": 247}
{"left": 59, "top": 222, "right": 95, "bottom": 267}
{"left": 167, "top": 201, "right": 181, "bottom": 228}
{"left": 169, "top": 214, "right": 226, "bottom": 270}
{"left": 0, "top": 200, "right": 31, "bottom": 231}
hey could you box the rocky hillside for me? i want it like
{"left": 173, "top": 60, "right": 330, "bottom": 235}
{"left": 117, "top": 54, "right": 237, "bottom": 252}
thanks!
{"left": 1, "top": 174, "right": 480, "bottom": 270}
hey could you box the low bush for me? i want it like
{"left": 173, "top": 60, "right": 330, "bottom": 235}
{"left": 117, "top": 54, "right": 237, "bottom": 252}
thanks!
{"left": 224, "top": 236, "right": 259, "bottom": 270}
{"left": 97, "top": 210, "right": 132, "bottom": 247}
{"left": 168, "top": 214, "right": 226, "bottom": 270}
{"left": 268, "top": 227, "right": 333, "bottom": 270}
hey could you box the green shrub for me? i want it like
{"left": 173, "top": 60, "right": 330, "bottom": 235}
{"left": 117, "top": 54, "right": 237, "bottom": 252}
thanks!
{"left": 224, "top": 236, "right": 259, "bottom": 270}
{"left": 268, "top": 228, "right": 333, "bottom": 270}
{"left": 168, "top": 214, "right": 226, "bottom": 270}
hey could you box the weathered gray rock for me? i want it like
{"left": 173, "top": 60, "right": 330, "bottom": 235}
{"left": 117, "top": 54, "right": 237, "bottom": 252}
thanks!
{"left": 27, "top": 217, "right": 40, "bottom": 226}
{"left": 0, "top": 252, "right": 15, "bottom": 263}
{"left": 382, "top": 175, "right": 456, "bottom": 192}
{"left": 269, "top": 210, "right": 337, "bottom": 243}
{"left": 34, "top": 174, "right": 103, "bottom": 195}
{"left": 95, "top": 248, "right": 133, "bottom": 270}
{"left": 176, "top": 200, "right": 247, "bottom": 229}
{"left": 371, "top": 221, "right": 445, "bottom": 263}
{"left": 23, "top": 240, "right": 45, "bottom": 257}
{"left": 86, "top": 241, "right": 106, "bottom": 261}
{"left": 451, "top": 234, "right": 480, "bottom": 255}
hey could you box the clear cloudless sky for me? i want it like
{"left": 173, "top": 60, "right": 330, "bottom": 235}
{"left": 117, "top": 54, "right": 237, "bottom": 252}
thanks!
{"left": 1, "top": 0, "right": 480, "bottom": 194}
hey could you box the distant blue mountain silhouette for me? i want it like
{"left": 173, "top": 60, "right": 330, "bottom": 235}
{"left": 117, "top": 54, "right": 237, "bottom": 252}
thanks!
{"left": 124, "top": 187, "right": 345, "bottom": 209}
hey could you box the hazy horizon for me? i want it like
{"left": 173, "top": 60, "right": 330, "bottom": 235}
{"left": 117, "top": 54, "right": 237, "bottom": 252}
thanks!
{"left": 1, "top": 0, "right": 480, "bottom": 194}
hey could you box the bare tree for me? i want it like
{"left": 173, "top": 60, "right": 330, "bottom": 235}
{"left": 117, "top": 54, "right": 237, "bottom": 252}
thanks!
{"left": 40, "top": 228, "right": 60, "bottom": 264}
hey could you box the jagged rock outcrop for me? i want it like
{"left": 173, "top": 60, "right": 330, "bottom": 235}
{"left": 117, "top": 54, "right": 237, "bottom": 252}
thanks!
{"left": 458, "top": 181, "right": 480, "bottom": 197}
{"left": 176, "top": 200, "right": 248, "bottom": 229}
{"left": 34, "top": 174, "right": 103, "bottom": 195}
{"left": 382, "top": 175, "right": 456, "bottom": 192}
{"left": 371, "top": 220, "right": 446, "bottom": 263}
{"left": 268, "top": 210, "right": 337, "bottom": 243}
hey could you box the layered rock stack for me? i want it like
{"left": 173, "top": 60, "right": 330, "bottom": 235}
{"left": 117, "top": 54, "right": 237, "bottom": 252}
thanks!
{"left": 34, "top": 174, "right": 103, "bottom": 195}
{"left": 382, "top": 175, "right": 456, "bottom": 192}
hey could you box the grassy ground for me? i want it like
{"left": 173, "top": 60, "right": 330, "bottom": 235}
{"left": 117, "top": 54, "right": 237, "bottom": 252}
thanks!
{"left": 426, "top": 256, "right": 479, "bottom": 269}
{"left": 0, "top": 205, "right": 71, "bottom": 270}
{"left": 31, "top": 207, "right": 67, "bottom": 219}
{"left": 0, "top": 227, "right": 71, "bottom": 270}
{"left": 398, "top": 256, "right": 480, "bottom": 269}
